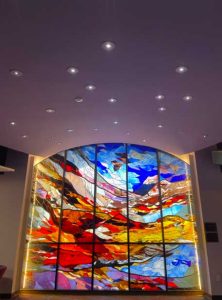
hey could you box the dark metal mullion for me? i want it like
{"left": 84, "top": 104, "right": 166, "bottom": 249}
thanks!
{"left": 156, "top": 151, "right": 168, "bottom": 292}
{"left": 91, "top": 144, "right": 98, "bottom": 291}
{"left": 55, "top": 151, "right": 67, "bottom": 290}
{"left": 126, "top": 144, "right": 131, "bottom": 291}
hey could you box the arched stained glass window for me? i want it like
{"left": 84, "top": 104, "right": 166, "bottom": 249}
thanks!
{"left": 21, "top": 143, "right": 200, "bottom": 292}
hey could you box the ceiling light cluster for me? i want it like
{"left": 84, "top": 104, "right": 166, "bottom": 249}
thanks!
{"left": 67, "top": 66, "right": 79, "bottom": 75}
{"left": 175, "top": 65, "right": 188, "bottom": 74}
{"left": 183, "top": 95, "right": 192, "bottom": 102}
{"left": 10, "top": 69, "right": 23, "bottom": 77}
{"left": 108, "top": 98, "right": 117, "bottom": 103}
{"left": 74, "top": 97, "right": 83, "bottom": 103}
{"left": 102, "top": 41, "right": 115, "bottom": 51}
{"left": 158, "top": 106, "right": 166, "bottom": 112}
{"left": 85, "top": 84, "right": 96, "bottom": 91}
{"left": 155, "top": 94, "right": 165, "bottom": 100}
{"left": 45, "top": 108, "right": 55, "bottom": 113}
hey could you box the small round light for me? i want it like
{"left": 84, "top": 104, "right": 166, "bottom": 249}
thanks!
{"left": 142, "top": 139, "right": 147, "bottom": 143}
{"left": 155, "top": 94, "right": 164, "bottom": 100}
{"left": 183, "top": 95, "right": 192, "bottom": 102}
{"left": 102, "top": 41, "right": 115, "bottom": 51}
{"left": 10, "top": 69, "right": 23, "bottom": 77}
{"left": 203, "top": 134, "right": 208, "bottom": 139}
{"left": 22, "top": 135, "right": 28, "bottom": 139}
{"left": 175, "top": 65, "right": 188, "bottom": 74}
{"left": 158, "top": 106, "right": 166, "bottom": 112}
{"left": 93, "top": 128, "right": 99, "bottom": 131}
{"left": 45, "top": 108, "right": 55, "bottom": 113}
{"left": 85, "top": 84, "right": 96, "bottom": 91}
{"left": 108, "top": 98, "right": 117, "bottom": 103}
{"left": 10, "top": 121, "right": 16, "bottom": 126}
{"left": 67, "top": 66, "right": 79, "bottom": 75}
{"left": 157, "top": 124, "right": 163, "bottom": 128}
{"left": 74, "top": 97, "right": 83, "bottom": 103}
{"left": 113, "top": 121, "right": 119, "bottom": 125}
{"left": 67, "top": 129, "right": 73, "bottom": 133}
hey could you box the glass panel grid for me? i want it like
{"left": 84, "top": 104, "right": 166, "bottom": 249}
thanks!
{"left": 22, "top": 144, "right": 200, "bottom": 292}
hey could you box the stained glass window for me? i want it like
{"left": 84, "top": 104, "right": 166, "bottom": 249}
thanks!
{"left": 22, "top": 144, "right": 200, "bottom": 292}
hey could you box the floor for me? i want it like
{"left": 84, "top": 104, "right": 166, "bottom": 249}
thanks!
{"left": 13, "top": 295, "right": 211, "bottom": 300}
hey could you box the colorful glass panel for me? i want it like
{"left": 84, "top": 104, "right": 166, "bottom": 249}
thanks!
{"left": 23, "top": 144, "right": 200, "bottom": 292}
{"left": 96, "top": 143, "right": 127, "bottom": 243}
{"left": 57, "top": 244, "right": 92, "bottom": 290}
{"left": 93, "top": 244, "right": 128, "bottom": 290}
{"left": 26, "top": 153, "right": 65, "bottom": 243}
{"left": 128, "top": 145, "right": 162, "bottom": 243}
{"left": 158, "top": 152, "right": 197, "bottom": 243}
{"left": 165, "top": 244, "right": 199, "bottom": 289}
{"left": 22, "top": 243, "right": 58, "bottom": 290}
{"left": 60, "top": 146, "right": 96, "bottom": 243}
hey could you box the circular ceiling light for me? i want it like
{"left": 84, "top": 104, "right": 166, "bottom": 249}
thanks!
{"left": 157, "top": 124, "right": 163, "bottom": 128}
{"left": 10, "top": 121, "right": 16, "bottom": 126}
{"left": 102, "top": 41, "right": 115, "bottom": 51}
{"left": 203, "top": 134, "right": 208, "bottom": 139}
{"left": 113, "top": 121, "right": 119, "bottom": 125}
{"left": 158, "top": 106, "right": 166, "bottom": 112}
{"left": 155, "top": 94, "right": 164, "bottom": 100}
{"left": 93, "top": 128, "right": 99, "bottom": 131}
{"left": 175, "top": 65, "right": 188, "bottom": 74}
{"left": 10, "top": 69, "right": 23, "bottom": 77}
{"left": 108, "top": 98, "right": 117, "bottom": 103}
{"left": 67, "top": 66, "right": 79, "bottom": 75}
{"left": 22, "top": 135, "right": 28, "bottom": 139}
{"left": 142, "top": 139, "right": 147, "bottom": 143}
{"left": 67, "top": 129, "right": 73, "bottom": 133}
{"left": 45, "top": 108, "right": 55, "bottom": 113}
{"left": 183, "top": 95, "right": 192, "bottom": 102}
{"left": 85, "top": 84, "right": 96, "bottom": 91}
{"left": 74, "top": 97, "right": 83, "bottom": 103}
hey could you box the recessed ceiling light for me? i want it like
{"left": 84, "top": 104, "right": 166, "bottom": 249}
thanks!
{"left": 67, "top": 129, "right": 73, "bottom": 133}
{"left": 183, "top": 95, "right": 192, "bottom": 102}
{"left": 157, "top": 124, "right": 163, "bottom": 128}
{"left": 113, "top": 121, "right": 119, "bottom": 125}
{"left": 126, "top": 132, "right": 130, "bottom": 136}
{"left": 155, "top": 94, "right": 164, "bottom": 100}
{"left": 203, "top": 134, "right": 208, "bottom": 139}
{"left": 45, "top": 108, "right": 55, "bottom": 113}
{"left": 10, "top": 121, "right": 16, "bottom": 126}
{"left": 67, "top": 66, "right": 79, "bottom": 75}
{"left": 74, "top": 97, "right": 83, "bottom": 103}
{"left": 102, "top": 41, "right": 115, "bottom": 51}
{"left": 108, "top": 98, "right": 117, "bottom": 103}
{"left": 142, "top": 139, "right": 147, "bottom": 143}
{"left": 93, "top": 128, "right": 99, "bottom": 131}
{"left": 21, "top": 135, "right": 28, "bottom": 139}
{"left": 175, "top": 65, "right": 188, "bottom": 74}
{"left": 85, "top": 84, "right": 96, "bottom": 91}
{"left": 10, "top": 69, "right": 23, "bottom": 77}
{"left": 158, "top": 106, "right": 166, "bottom": 112}
{"left": 57, "top": 142, "right": 62, "bottom": 145}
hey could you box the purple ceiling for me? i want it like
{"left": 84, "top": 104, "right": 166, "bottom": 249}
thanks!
{"left": 0, "top": 0, "right": 222, "bottom": 156}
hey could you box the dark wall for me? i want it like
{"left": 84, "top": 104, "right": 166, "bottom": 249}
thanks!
{"left": 196, "top": 145, "right": 222, "bottom": 295}
{"left": 0, "top": 148, "right": 28, "bottom": 294}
